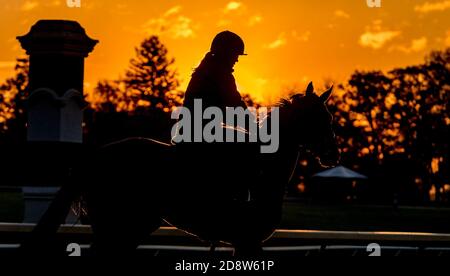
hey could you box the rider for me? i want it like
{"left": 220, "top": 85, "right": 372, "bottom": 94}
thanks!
{"left": 183, "top": 30, "right": 248, "bottom": 112}
{"left": 179, "top": 31, "right": 256, "bottom": 203}
{"left": 174, "top": 32, "right": 268, "bottom": 251}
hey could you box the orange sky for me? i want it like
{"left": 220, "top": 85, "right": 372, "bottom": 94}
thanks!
{"left": 0, "top": 0, "right": 449, "bottom": 103}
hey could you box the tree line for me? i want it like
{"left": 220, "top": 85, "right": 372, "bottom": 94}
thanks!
{"left": 0, "top": 35, "right": 448, "bottom": 205}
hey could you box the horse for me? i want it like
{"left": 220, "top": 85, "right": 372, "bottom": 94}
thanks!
{"left": 20, "top": 82, "right": 340, "bottom": 256}
{"left": 79, "top": 82, "right": 340, "bottom": 256}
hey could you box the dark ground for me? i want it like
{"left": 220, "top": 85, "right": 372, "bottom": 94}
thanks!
{"left": 1, "top": 191, "right": 450, "bottom": 233}
{"left": 281, "top": 199, "right": 450, "bottom": 233}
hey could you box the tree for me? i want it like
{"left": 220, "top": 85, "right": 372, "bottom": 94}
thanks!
{"left": 123, "top": 36, "right": 182, "bottom": 114}
{"left": 89, "top": 80, "right": 124, "bottom": 113}
{"left": 84, "top": 36, "right": 184, "bottom": 144}
{"left": 328, "top": 48, "right": 449, "bottom": 204}
{"left": 0, "top": 57, "right": 29, "bottom": 142}
{"left": 388, "top": 49, "right": 449, "bottom": 202}
{"left": 89, "top": 35, "right": 183, "bottom": 115}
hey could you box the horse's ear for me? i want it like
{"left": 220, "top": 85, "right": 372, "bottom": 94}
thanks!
{"left": 320, "top": 85, "right": 334, "bottom": 103}
{"left": 306, "top": 82, "right": 314, "bottom": 95}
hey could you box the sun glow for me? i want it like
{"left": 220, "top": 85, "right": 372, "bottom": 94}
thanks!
{"left": 0, "top": 0, "right": 448, "bottom": 104}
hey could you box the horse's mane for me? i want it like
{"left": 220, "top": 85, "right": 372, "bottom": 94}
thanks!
{"left": 256, "top": 93, "right": 305, "bottom": 128}
{"left": 274, "top": 92, "right": 324, "bottom": 125}
{"left": 276, "top": 93, "right": 306, "bottom": 119}
{"left": 277, "top": 93, "right": 304, "bottom": 108}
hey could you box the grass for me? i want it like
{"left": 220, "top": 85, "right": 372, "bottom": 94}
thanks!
{"left": 280, "top": 200, "right": 450, "bottom": 233}
{"left": 0, "top": 191, "right": 24, "bottom": 223}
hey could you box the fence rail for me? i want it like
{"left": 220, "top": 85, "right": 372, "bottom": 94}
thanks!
{"left": 2, "top": 223, "right": 450, "bottom": 243}
{"left": 2, "top": 223, "right": 450, "bottom": 256}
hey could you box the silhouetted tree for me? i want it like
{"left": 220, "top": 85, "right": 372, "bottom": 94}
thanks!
{"left": 123, "top": 36, "right": 182, "bottom": 114}
{"left": 328, "top": 48, "right": 449, "bottom": 204}
{"left": 89, "top": 36, "right": 183, "bottom": 113}
{"left": 89, "top": 80, "right": 123, "bottom": 113}
{"left": 85, "top": 36, "right": 183, "bottom": 144}
{"left": 388, "top": 49, "right": 449, "bottom": 203}
{"left": 0, "top": 57, "right": 29, "bottom": 143}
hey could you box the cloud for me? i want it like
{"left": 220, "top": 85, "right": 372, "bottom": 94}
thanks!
{"left": 110, "top": 3, "right": 133, "bottom": 15}
{"left": 359, "top": 30, "right": 400, "bottom": 49}
{"left": 415, "top": 0, "right": 450, "bottom": 13}
{"left": 170, "top": 16, "right": 195, "bottom": 39}
{"left": 359, "top": 20, "right": 400, "bottom": 49}
{"left": 217, "top": 19, "right": 232, "bottom": 27}
{"left": 218, "top": 3, "right": 251, "bottom": 27}
{"left": 144, "top": 17, "right": 195, "bottom": 39}
{"left": 390, "top": 37, "right": 428, "bottom": 53}
{"left": 224, "top": 2, "right": 243, "bottom": 13}
{"left": 21, "top": 1, "right": 39, "bottom": 11}
{"left": 265, "top": 33, "right": 287, "bottom": 50}
{"left": 143, "top": 6, "right": 196, "bottom": 39}
{"left": 164, "top": 5, "right": 182, "bottom": 17}
{"left": 248, "top": 15, "right": 263, "bottom": 27}
{"left": 0, "top": 61, "right": 15, "bottom": 70}
{"left": 334, "top": 10, "right": 350, "bottom": 19}
{"left": 408, "top": 37, "right": 428, "bottom": 51}
{"left": 44, "top": 0, "right": 61, "bottom": 7}
{"left": 292, "top": 30, "right": 310, "bottom": 42}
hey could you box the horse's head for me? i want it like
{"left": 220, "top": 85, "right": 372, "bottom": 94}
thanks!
{"left": 281, "top": 82, "right": 340, "bottom": 167}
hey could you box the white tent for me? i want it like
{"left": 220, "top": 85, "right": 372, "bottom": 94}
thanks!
{"left": 312, "top": 166, "right": 368, "bottom": 179}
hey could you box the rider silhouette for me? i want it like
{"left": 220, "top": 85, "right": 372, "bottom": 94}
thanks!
{"left": 183, "top": 31, "right": 248, "bottom": 112}
{"left": 177, "top": 31, "right": 255, "bottom": 205}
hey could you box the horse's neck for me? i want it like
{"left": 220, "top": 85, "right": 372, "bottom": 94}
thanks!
{"left": 262, "top": 107, "right": 300, "bottom": 184}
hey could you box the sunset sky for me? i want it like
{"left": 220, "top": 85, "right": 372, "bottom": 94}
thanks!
{"left": 0, "top": 0, "right": 449, "bottom": 103}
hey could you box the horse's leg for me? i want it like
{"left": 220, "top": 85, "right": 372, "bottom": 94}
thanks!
{"left": 85, "top": 171, "right": 163, "bottom": 256}
{"left": 230, "top": 192, "right": 283, "bottom": 257}
{"left": 20, "top": 182, "right": 80, "bottom": 255}
{"left": 85, "top": 138, "right": 170, "bottom": 256}
{"left": 89, "top": 216, "right": 162, "bottom": 257}
{"left": 86, "top": 186, "right": 163, "bottom": 256}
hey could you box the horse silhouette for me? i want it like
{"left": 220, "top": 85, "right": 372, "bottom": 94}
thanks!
{"left": 20, "top": 82, "right": 339, "bottom": 256}
{"left": 79, "top": 82, "right": 339, "bottom": 256}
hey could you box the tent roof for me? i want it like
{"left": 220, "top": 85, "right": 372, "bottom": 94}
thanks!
{"left": 312, "top": 166, "right": 368, "bottom": 179}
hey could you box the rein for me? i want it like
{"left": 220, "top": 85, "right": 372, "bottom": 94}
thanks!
{"left": 288, "top": 149, "right": 301, "bottom": 183}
